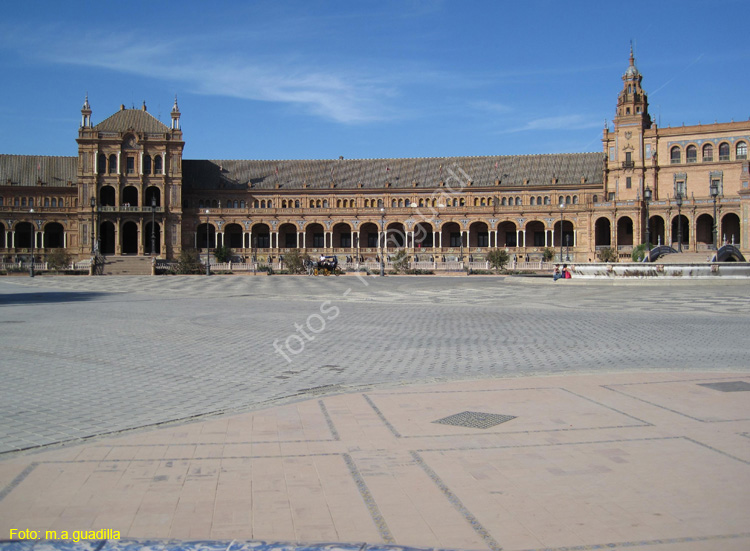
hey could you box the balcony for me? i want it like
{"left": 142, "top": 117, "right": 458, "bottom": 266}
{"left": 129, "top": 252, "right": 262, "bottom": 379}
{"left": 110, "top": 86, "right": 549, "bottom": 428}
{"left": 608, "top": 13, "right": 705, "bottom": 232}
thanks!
{"left": 99, "top": 206, "right": 164, "bottom": 213}
{"left": 621, "top": 161, "right": 635, "bottom": 169}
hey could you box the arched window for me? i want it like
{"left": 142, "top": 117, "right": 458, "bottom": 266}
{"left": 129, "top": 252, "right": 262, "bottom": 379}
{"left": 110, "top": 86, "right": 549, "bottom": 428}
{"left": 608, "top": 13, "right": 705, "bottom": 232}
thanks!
{"left": 719, "top": 142, "right": 730, "bottom": 161}
{"left": 233, "top": 200, "right": 238, "bottom": 208}
{"left": 544, "top": 196, "right": 551, "bottom": 205}
{"left": 211, "top": 200, "right": 218, "bottom": 208}
{"left": 154, "top": 156, "right": 163, "bottom": 174}
{"left": 316, "top": 200, "right": 322, "bottom": 208}
{"left": 702, "top": 143, "right": 713, "bottom": 162}
{"left": 592, "top": 195, "right": 598, "bottom": 203}
{"left": 44, "top": 198, "right": 50, "bottom": 207}
{"left": 240, "top": 200, "right": 245, "bottom": 208}
{"left": 530, "top": 197, "right": 536, "bottom": 206}
{"left": 686, "top": 145, "right": 697, "bottom": 163}
{"left": 143, "top": 155, "right": 152, "bottom": 174}
{"left": 260, "top": 200, "right": 266, "bottom": 208}
{"left": 736, "top": 141, "right": 747, "bottom": 160}
{"left": 322, "top": 200, "right": 328, "bottom": 208}
{"left": 108, "top": 154, "right": 117, "bottom": 174}
{"left": 51, "top": 198, "right": 57, "bottom": 207}
{"left": 670, "top": 146, "right": 681, "bottom": 164}
{"left": 501, "top": 197, "right": 507, "bottom": 206}
{"left": 377, "top": 199, "right": 383, "bottom": 208}
{"left": 566, "top": 196, "right": 571, "bottom": 205}
{"left": 199, "top": 200, "right": 204, "bottom": 208}
{"left": 573, "top": 196, "right": 579, "bottom": 204}
{"left": 97, "top": 154, "right": 107, "bottom": 174}
{"left": 294, "top": 200, "right": 299, "bottom": 208}
{"left": 515, "top": 197, "right": 521, "bottom": 206}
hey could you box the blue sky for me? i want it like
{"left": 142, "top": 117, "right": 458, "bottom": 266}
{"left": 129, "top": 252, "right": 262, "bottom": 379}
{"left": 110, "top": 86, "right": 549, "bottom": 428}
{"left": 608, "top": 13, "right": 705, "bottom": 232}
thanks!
{"left": 1, "top": 1, "right": 747, "bottom": 161}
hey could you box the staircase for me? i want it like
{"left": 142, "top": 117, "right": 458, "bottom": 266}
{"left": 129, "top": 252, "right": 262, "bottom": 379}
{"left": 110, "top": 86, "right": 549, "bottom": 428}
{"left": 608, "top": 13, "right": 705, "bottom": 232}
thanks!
{"left": 101, "top": 256, "right": 154, "bottom": 275}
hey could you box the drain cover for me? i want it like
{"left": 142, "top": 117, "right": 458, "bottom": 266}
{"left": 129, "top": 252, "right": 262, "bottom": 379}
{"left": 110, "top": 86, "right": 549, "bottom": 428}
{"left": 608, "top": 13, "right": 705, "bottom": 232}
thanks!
{"left": 433, "top": 411, "right": 516, "bottom": 429}
{"left": 698, "top": 381, "right": 750, "bottom": 392}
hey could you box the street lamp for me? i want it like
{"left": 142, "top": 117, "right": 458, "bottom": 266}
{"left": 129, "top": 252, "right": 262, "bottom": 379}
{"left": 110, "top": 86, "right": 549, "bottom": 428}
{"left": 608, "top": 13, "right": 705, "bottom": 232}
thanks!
{"left": 90, "top": 197, "right": 96, "bottom": 255}
{"left": 205, "top": 209, "right": 211, "bottom": 275}
{"left": 709, "top": 180, "right": 719, "bottom": 250}
{"left": 675, "top": 192, "right": 683, "bottom": 253}
{"left": 643, "top": 186, "right": 652, "bottom": 247}
{"left": 151, "top": 196, "right": 156, "bottom": 255}
{"left": 565, "top": 234, "right": 570, "bottom": 261}
{"left": 29, "top": 208, "right": 35, "bottom": 278}
{"left": 380, "top": 207, "right": 385, "bottom": 277}
{"left": 559, "top": 200, "right": 565, "bottom": 262}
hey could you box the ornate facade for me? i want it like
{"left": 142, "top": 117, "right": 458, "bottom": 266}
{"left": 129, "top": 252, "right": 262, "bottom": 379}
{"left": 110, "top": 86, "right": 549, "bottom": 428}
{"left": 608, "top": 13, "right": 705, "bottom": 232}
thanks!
{"left": 1, "top": 52, "right": 748, "bottom": 264}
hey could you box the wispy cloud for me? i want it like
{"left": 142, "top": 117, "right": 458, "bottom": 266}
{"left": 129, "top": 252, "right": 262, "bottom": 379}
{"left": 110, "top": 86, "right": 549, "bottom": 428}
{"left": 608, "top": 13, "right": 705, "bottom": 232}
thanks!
{"left": 0, "top": 25, "right": 398, "bottom": 124}
{"left": 499, "top": 114, "right": 602, "bottom": 134}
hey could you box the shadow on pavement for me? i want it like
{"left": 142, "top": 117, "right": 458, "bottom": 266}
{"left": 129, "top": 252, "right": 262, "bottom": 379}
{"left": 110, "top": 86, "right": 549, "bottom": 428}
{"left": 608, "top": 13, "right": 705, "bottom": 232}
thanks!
{"left": 0, "top": 291, "right": 111, "bottom": 306}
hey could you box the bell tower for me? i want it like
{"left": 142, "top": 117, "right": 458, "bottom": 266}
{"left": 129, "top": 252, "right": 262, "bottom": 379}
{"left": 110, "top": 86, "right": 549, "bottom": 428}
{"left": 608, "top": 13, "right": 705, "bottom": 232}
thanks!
{"left": 603, "top": 46, "right": 653, "bottom": 201}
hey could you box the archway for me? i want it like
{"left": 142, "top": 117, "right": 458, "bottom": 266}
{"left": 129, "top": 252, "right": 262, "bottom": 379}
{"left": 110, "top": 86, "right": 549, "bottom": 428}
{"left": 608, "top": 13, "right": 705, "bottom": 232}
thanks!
{"left": 413, "top": 222, "right": 434, "bottom": 249}
{"left": 278, "top": 223, "right": 298, "bottom": 249}
{"left": 498, "top": 221, "right": 517, "bottom": 247}
{"left": 122, "top": 186, "right": 139, "bottom": 207}
{"left": 648, "top": 216, "right": 665, "bottom": 246}
{"left": 385, "top": 222, "right": 405, "bottom": 249}
{"left": 440, "top": 221, "right": 461, "bottom": 251}
{"left": 553, "top": 219, "right": 574, "bottom": 248}
{"left": 525, "top": 220, "right": 546, "bottom": 247}
{"left": 15, "top": 222, "right": 33, "bottom": 248}
{"left": 197, "top": 223, "right": 216, "bottom": 249}
{"left": 468, "top": 221, "right": 489, "bottom": 248}
{"left": 616, "top": 216, "right": 634, "bottom": 247}
{"left": 100, "top": 221, "right": 116, "bottom": 254}
{"left": 695, "top": 214, "right": 714, "bottom": 247}
{"left": 100, "top": 186, "right": 115, "bottom": 207}
{"left": 671, "top": 215, "right": 689, "bottom": 249}
{"left": 721, "top": 213, "right": 741, "bottom": 246}
{"left": 332, "top": 222, "right": 351, "bottom": 249}
{"left": 304, "top": 223, "right": 325, "bottom": 250}
{"left": 224, "top": 223, "right": 243, "bottom": 249}
{"left": 594, "top": 217, "right": 611, "bottom": 247}
{"left": 143, "top": 222, "right": 161, "bottom": 254}
{"left": 360, "top": 222, "right": 379, "bottom": 250}
{"left": 144, "top": 186, "right": 161, "bottom": 207}
{"left": 121, "top": 221, "right": 139, "bottom": 254}
{"left": 44, "top": 222, "right": 65, "bottom": 249}
{"left": 0, "top": 222, "right": 5, "bottom": 248}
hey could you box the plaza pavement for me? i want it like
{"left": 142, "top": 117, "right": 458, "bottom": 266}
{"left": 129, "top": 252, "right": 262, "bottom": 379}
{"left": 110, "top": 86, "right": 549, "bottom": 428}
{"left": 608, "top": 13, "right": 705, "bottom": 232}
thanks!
{"left": 0, "top": 275, "right": 749, "bottom": 550}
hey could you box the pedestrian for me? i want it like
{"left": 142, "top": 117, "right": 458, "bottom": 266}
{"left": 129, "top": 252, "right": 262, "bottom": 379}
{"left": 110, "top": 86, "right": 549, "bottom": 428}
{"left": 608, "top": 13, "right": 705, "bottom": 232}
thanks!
{"left": 553, "top": 265, "right": 562, "bottom": 281}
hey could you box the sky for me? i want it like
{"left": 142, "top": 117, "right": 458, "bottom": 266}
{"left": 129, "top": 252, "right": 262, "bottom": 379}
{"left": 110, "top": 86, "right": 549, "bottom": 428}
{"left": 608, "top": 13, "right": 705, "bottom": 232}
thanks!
{"left": 0, "top": 1, "right": 748, "bottom": 161}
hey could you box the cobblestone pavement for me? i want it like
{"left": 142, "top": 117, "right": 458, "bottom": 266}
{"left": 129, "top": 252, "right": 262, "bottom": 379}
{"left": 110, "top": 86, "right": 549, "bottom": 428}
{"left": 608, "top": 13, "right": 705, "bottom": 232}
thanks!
{"left": 1, "top": 275, "right": 749, "bottom": 454}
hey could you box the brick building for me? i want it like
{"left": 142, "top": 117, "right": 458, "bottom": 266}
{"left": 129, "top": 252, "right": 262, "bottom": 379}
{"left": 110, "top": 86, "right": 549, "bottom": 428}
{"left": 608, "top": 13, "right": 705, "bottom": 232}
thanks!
{"left": 1, "top": 51, "right": 748, "bottom": 265}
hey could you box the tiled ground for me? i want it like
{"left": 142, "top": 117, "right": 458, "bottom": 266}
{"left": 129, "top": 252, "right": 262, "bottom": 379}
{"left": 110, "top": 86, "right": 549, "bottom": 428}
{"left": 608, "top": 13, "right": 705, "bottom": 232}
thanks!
{"left": 2, "top": 371, "right": 749, "bottom": 551}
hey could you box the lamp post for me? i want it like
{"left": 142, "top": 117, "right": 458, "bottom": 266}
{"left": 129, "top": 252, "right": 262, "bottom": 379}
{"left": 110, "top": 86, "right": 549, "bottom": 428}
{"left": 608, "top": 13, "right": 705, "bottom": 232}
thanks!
{"left": 380, "top": 207, "right": 385, "bottom": 277}
{"left": 675, "top": 193, "right": 683, "bottom": 253}
{"left": 150, "top": 196, "right": 156, "bottom": 255}
{"left": 252, "top": 233, "right": 257, "bottom": 276}
{"left": 709, "top": 180, "right": 719, "bottom": 250}
{"left": 643, "top": 186, "right": 652, "bottom": 247}
{"left": 559, "top": 201, "right": 565, "bottom": 262}
{"left": 565, "top": 234, "right": 570, "bottom": 261}
{"left": 29, "top": 209, "right": 35, "bottom": 278}
{"left": 90, "top": 197, "right": 96, "bottom": 255}
{"left": 205, "top": 209, "right": 211, "bottom": 276}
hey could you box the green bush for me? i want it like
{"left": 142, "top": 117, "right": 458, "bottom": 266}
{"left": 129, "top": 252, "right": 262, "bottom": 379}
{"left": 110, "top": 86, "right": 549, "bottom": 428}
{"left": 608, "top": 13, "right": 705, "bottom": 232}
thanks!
{"left": 282, "top": 249, "right": 310, "bottom": 274}
{"left": 598, "top": 247, "right": 618, "bottom": 262}
{"left": 486, "top": 249, "right": 510, "bottom": 271}
{"left": 214, "top": 245, "right": 232, "bottom": 263}
{"left": 631, "top": 243, "right": 653, "bottom": 262}
{"left": 542, "top": 248, "right": 555, "bottom": 262}
{"left": 391, "top": 249, "right": 409, "bottom": 273}
{"left": 46, "top": 248, "right": 73, "bottom": 270}
{"left": 174, "top": 249, "right": 203, "bottom": 274}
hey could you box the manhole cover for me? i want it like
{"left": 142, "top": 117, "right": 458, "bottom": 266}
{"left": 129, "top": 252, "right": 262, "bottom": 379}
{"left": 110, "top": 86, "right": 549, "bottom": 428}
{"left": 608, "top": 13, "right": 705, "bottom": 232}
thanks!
{"left": 698, "top": 381, "right": 750, "bottom": 392}
{"left": 433, "top": 411, "right": 516, "bottom": 429}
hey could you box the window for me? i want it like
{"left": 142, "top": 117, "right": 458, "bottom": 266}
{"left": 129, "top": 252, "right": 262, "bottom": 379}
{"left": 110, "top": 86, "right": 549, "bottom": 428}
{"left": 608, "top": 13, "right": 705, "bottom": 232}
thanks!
{"left": 449, "top": 232, "right": 461, "bottom": 247}
{"left": 686, "top": 145, "right": 697, "bottom": 163}
{"left": 340, "top": 233, "right": 351, "bottom": 248}
{"left": 702, "top": 144, "right": 713, "bottom": 162}
{"left": 21, "top": 197, "right": 26, "bottom": 207}
{"left": 97, "top": 154, "right": 107, "bottom": 173}
{"left": 530, "top": 197, "right": 536, "bottom": 206}
{"left": 544, "top": 196, "right": 551, "bottom": 205}
{"left": 592, "top": 195, "right": 598, "bottom": 203}
{"left": 108, "top": 154, "right": 117, "bottom": 174}
{"left": 670, "top": 146, "right": 681, "bottom": 164}
{"left": 143, "top": 156, "right": 152, "bottom": 174}
{"left": 44, "top": 198, "right": 50, "bottom": 207}
{"left": 51, "top": 198, "right": 57, "bottom": 207}
{"left": 477, "top": 233, "right": 489, "bottom": 247}
{"left": 501, "top": 197, "right": 507, "bottom": 206}
{"left": 154, "top": 156, "right": 163, "bottom": 174}
{"left": 608, "top": 192, "right": 615, "bottom": 201}
{"left": 626, "top": 177, "right": 632, "bottom": 189}
{"left": 126, "top": 156, "right": 135, "bottom": 174}
{"left": 515, "top": 197, "right": 521, "bottom": 206}
{"left": 737, "top": 142, "right": 747, "bottom": 160}
{"left": 719, "top": 142, "right": 730, "bottom": 161}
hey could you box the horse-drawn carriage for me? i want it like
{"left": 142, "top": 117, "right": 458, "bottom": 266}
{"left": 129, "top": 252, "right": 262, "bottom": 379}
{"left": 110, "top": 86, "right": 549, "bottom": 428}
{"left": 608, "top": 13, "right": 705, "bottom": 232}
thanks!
{"left": 306, "top": 255, "right": 342, "bottom": 276}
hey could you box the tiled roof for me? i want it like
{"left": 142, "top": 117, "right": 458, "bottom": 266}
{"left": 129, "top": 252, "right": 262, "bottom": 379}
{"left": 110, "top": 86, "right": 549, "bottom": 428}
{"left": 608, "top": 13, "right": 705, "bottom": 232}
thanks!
{"left": 94, "top": 108, "right": 170, "bottom": 134}
{"left": 0, "top": 154, "right": 77, "bottom": 187}
{"left": 183, "top": 152, "right": 604, "bottom": 191}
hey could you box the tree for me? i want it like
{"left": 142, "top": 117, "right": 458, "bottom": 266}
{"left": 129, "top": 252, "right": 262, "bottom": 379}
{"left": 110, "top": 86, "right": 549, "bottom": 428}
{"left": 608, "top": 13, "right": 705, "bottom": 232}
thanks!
{"left": 214, "top": 245, "right": 232, "bottom": 263}
{"left": 391, "top": 249, "right": 409, "bottom": 273}
{"left": 283, "top": 249, "right": 310, "bottom": 274}
{"left": 486, "top": 249, "right": 510, "bottom": 272}
{"left": 542, "top": 248, "right": 554, "bottom": 262}
{"left": 599, "top": 247, "right": 618, "bottom": 262}
{"left": 46, "top": 248, "right": 72, "bottom": 270}
{"left": 631, "top": 243, "right": 653, "bottom": 262}
{"left": 174, "top": 249, "right": 203, "bottom": 274}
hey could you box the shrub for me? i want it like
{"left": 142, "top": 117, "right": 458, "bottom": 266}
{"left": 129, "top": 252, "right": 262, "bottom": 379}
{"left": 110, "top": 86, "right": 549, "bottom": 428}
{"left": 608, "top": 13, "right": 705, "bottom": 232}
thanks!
{"left": 282, "top": 249, "right": 311, "bottom": 274}
{"left": 631, "top": 243, "right": 653, "bottom": 262}
{"left": 46, "top": 248, "right": 72, "bottom": 270}
{"left": 214, "top": 245, "right": 232, "bottom": 263}
{"left": 486, "top": 249, "right": 510, "bottom": 271}
{"left": 542, "top": 248, "right": 555, "bottom": 262}
{"left": 598, "top": 247, "right": 618, "bottom": 262}
{"left": 391, "top": 249, "right": 409, "bottom": 273}
{"left": 174, "top": 249, "right": 203, "bottom": 274}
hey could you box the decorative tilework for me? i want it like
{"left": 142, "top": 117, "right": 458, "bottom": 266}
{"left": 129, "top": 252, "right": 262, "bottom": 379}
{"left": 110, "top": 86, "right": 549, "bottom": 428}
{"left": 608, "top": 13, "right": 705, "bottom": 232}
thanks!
{"left": 432, "top": 411, "right": 515, "bottom": 429}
